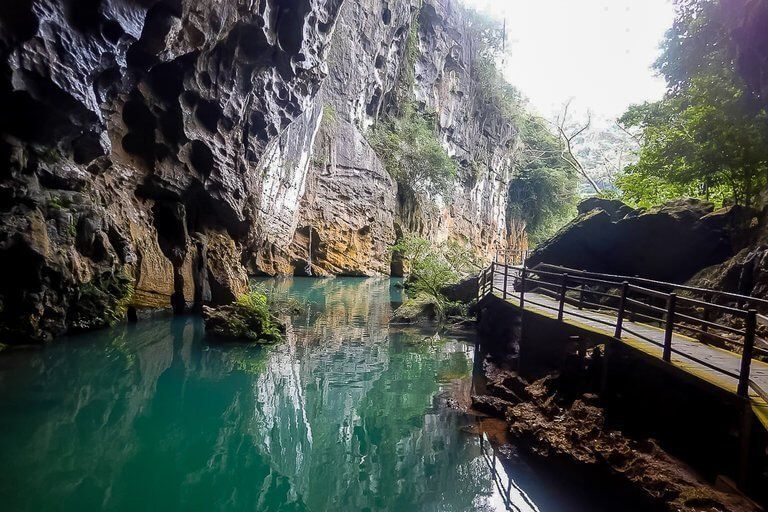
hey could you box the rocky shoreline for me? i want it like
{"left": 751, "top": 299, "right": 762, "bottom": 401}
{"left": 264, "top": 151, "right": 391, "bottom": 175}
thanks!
{"left": 469, "top": 359, "right": 762, "bottom": 512}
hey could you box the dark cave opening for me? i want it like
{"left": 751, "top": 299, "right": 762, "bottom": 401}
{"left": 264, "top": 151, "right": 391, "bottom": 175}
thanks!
{"left": 195, "top": 99, "right": 222, "bottom": 132}
{"left": 63, "top": 0, "right": 102, "bottom": 34}
{"left": 121, "top": 95, "right": 157, "bottom": 163}
{"left": 188, "top": 140, "right": 214, "bottom": 179}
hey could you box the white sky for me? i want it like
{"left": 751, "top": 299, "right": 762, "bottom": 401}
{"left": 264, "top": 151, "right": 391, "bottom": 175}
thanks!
{"left": 462, "top": 0, "right": 676, "bottom": 124}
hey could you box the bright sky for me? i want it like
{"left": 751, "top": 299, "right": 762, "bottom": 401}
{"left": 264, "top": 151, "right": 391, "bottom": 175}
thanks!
{"left": 462, "top": 0, "right": 676, "bottom": 124}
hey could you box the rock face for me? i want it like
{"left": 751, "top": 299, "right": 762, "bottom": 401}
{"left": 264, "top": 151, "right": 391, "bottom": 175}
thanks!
{"left": 528, "top": 198, "right": 751, "bottom": 283}
{"left": 0, "top": 0, "right": 521, "bottom": 343}
{"left": 688, "top": 206, "right": 768, "bottom": 305}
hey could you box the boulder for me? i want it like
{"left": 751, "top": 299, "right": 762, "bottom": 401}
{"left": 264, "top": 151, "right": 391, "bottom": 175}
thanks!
{"left": 202, "top": 303, "right": 285, "bottom": 344}
{"left": 528, "top": 198, "right": 746, "bottom": 283}
{"left": 441, "top": 276, "right": 478, "bottom": 303}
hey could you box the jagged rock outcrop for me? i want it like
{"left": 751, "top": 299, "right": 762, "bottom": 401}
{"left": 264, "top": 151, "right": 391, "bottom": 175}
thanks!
{"left": 688, "top": 206, "right": 768, "bottom": 308}
{"left": 0, "top": 0, "right": 344, "bottom": 343}
{"left": 0, "top": 0, "right": 521, "bottom": 343}
{"left": 528, "top": 198, "right": 755, "bottom": 283}
{"left": 254, "top": 0, "right": 518, "bottom": 276}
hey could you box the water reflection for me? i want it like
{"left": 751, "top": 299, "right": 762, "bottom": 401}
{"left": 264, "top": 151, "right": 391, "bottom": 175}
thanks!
{"left": 0, "top": 278, "right": 473, "bottom": 511}
{"left": 0, "top": 277, "right": 618, "bottom": 512}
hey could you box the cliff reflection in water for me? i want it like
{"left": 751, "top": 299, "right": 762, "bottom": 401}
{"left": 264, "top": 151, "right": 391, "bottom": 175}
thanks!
{"left": 0, "top": 277, "right": 512, "bottom": 511}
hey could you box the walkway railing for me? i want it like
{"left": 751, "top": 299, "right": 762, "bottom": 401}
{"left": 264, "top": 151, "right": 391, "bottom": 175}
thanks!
{"left": 478, "top": 261, "right": 768, "bottom": 400}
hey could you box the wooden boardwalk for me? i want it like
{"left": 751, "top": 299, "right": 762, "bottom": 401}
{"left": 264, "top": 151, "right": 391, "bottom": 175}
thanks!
{"left": 483, "top": 266, "right": 768, "bottom": 428}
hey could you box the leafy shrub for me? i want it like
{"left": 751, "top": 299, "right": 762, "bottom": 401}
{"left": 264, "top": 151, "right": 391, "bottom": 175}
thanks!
{"left": 391, "top": 234, "right": 480, "bottom": 320}
{"left": 71, "top": 271, "right": 134, "bottom": 330}
{"left": 507, "top": 115, "right": 578, "bottom": 245}
{"left": 369, "top": 103, "right": 458, "bottom": 198}
{"left": 204, "top": 286, "right": 305, "bottom": 344}
{"left": 232, "top": 291, "right": 285, "bottom": 343}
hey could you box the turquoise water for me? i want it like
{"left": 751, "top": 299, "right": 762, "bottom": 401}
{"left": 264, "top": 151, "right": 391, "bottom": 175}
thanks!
{"left": 0, "top": 278, "right": 641, "bottom": 511}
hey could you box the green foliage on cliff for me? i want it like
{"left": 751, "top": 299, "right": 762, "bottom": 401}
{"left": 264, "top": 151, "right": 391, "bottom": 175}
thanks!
{"left": 466, "top": 11, "right": 526, "bottom": 122}
{"left": 508, "top": 115, "right": 578, "bottom": 245}
{"left": 617, "top": 0, "right": 768, "bottom": 208}
{"left": 204, "top": 287, "right": 297, "bottom": 344}
{"left": 369, "top": 103, "right": 458, "bottom": 198}
{"left": 396, "top": 8, "right": 420, "bottom": 108}
{"left": 464, "top": 9, "right": 578, "bottom": 244}
{"left": 71, "top": 271, "right": 134, "bottom": 330}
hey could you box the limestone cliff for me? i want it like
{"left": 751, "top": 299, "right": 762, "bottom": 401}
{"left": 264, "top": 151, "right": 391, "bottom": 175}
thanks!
{"left": 0, "top": 0, "right": 521, "bottom": 343}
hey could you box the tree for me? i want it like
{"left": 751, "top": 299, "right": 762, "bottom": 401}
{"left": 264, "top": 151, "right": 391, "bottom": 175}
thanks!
{"left": 508, "top": 115, "right": 578, "bottom": 246}
{"left": 369, "top": 103, "right": 458, "bottom": 198}
{"left": 556, "top": 100, "right": 602, "bottom": 195}
{"left": 616, "top": 0, "right": 768, "bottom": 208}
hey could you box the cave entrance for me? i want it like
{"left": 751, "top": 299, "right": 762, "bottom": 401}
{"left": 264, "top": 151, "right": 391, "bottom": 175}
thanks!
{"left": 293, "top": 225, "right": 321, "bottom": 276}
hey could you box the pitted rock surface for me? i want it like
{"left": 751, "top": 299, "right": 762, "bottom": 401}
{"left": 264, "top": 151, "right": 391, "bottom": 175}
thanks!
{"left": 0, "top": 0, "right": 523, "bottom": 342}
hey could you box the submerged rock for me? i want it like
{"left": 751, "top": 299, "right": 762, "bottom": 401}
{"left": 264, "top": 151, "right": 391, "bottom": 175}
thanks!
{"left": 391, "top": 295, "right": 438, "bottom": 324}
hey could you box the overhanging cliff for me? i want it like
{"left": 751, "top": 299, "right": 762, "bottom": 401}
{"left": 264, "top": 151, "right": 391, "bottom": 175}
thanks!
{"left": 0, "top": 0, "right": 524, "bottom": 343}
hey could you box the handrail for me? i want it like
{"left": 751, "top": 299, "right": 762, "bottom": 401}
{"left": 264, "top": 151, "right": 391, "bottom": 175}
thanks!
{"left": 535, "top": 262, "right": 768, "bottom": 311}
{"left": 477, "top": 261, "right": 764, "bottom": 400}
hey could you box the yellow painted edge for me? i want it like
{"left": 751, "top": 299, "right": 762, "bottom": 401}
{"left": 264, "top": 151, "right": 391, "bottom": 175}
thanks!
{"left": 753, "top": 403, "right": 768, "bottom": 430}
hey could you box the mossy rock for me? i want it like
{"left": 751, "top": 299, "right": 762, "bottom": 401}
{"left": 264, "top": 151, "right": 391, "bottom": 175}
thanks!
{"left": 202, "top": 302, "right": 285, "bottom": 344}
{"left": 391, "top": 295, "right": 438, "bottom": 324}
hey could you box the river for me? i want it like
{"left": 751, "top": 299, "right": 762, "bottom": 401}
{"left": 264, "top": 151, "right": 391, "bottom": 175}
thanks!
{"left": 0, "top": 277, "right": 648, "bottom": 511}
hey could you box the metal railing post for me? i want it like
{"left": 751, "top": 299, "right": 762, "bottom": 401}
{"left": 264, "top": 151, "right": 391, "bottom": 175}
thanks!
{"left": 738, "top": 309, "right": 757, "bottom": 397}
{"left": 702, "top": 295, "right": 710, "bottom": 340}
{"left": 502, "top": 261, "right": 508, "bottom": 300}
{"left": 490, "top": 262, "right": 496, "bottom": 296}
{"left": 477, "top": 267, "right": 485, "bottom": 300}
{"left": 519, "top": 267, "right": 527, "bottom": 309}
{"left": 663, "top": 293, "right": 676, "bottom": 362}
{"left": 578, "top": 271, "right": 585, "bottom": 310}
{"left": 558, "top": 273, "right": 568, "bottom": 321}
{"left": 614, "top": 281, "right": 629, "bottom": 338}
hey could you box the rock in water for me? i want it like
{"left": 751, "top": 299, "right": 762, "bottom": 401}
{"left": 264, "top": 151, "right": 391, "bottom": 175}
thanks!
{"left": 202, "top": 303, "right": 285, "bottom": 344}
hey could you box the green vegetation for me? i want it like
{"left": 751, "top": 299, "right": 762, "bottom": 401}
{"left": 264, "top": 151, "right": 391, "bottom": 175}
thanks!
{"left": 322, "top": 104, "right": 337, "bottom": 125}
{"left": 617, "top": 0, "right": 768, "bottom": 208}
{"left": 393, "top": 3, "right": 421, "bottom": 110}
{"left": 391, "top": 234, "right": 480, "bottom": 321}
{"left": 374, "top": 5, "right": 577, "bottom": 242}
{"left": 369, "top": 102, "right": 458, "bottom": 198}
{"left": 71, "top": 271, "right": 134, "bottom": 330}
{"left": 47, "top": 195, "right": 73, "bottom": 211}
{"left": 508, "top": 115, "right": 578, "bottom": 245}
{"left": 466, "top": 10, "right": 526, "bottom": 122}
{"left": 204, "top": 286, "right": 304, "bottom": 344}
{"left": 232, "top": 291, "right": 285, "bottom": 343}
{"left": 466, "top": 9, "right": 578, "bottom": 244}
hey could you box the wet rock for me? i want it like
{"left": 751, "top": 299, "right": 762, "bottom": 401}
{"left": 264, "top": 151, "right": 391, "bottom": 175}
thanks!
{"left": 577, "top": 197, "right": 636, "bottom": 220}
{"left": 391, "top": 295, "right": 438, "bottom": 324}
{"left": 471, "top": 394, "right": 514, "bottom": 418}
{"left": 0, "top": 0, "right": 527, "bottom": 342}
{"left": 441, "top": 276, "right": 478, "bottom": 304}
{"left": 503, "top": 381, "right": 760, "bottom": 512}
{"left": 0, "top": 0, "right": 344, "bottom": 343}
